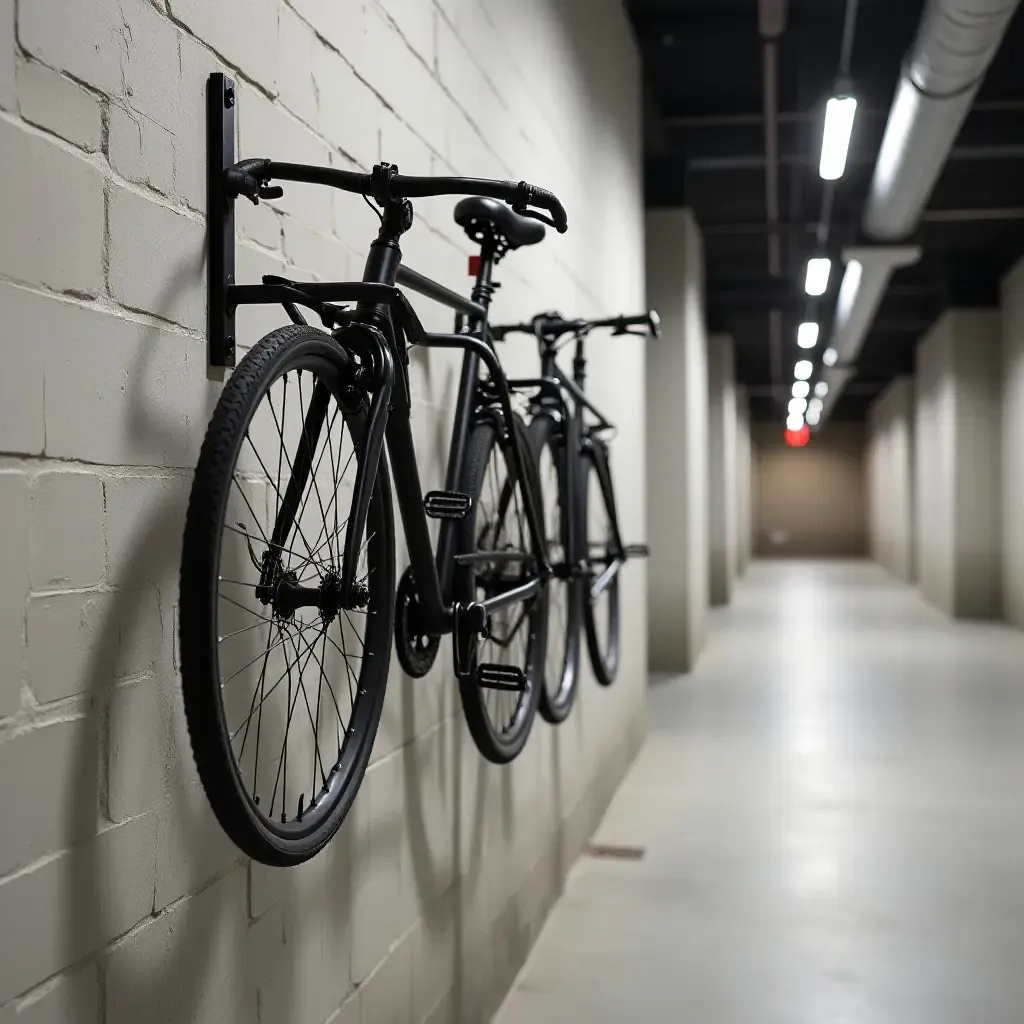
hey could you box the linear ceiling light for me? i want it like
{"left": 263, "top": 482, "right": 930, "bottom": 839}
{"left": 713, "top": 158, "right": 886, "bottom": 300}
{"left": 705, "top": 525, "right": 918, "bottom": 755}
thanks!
{"left": 794, "top": 359, "right": 813, "bottom": 380}
{"left": 792, "top": 380, "right": 810, "bottom": 398}
{"left": 789, "top": 397, "right": 808, "bottom": 415}
{"left": 797, "top": 322, "right": 820, "bottom": 349}
{"left": 805, "top": 258, "right": 831, "bottom": 296}
{"left": 820, "top": 95, "right": 857, "bottom": 180}
{"left": 786, "top": 412, "right": 805, "bottom": 432}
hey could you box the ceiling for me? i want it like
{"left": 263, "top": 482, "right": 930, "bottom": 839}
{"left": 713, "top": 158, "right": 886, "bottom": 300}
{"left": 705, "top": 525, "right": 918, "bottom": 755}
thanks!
{"left": 628, "top": 0, "right": 1024, "bottom": 422}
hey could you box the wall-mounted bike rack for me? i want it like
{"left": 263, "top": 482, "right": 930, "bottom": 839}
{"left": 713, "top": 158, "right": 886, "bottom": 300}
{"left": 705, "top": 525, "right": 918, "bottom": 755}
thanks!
{"left": 207, "top": 72, "right": 238, "bottom": 368}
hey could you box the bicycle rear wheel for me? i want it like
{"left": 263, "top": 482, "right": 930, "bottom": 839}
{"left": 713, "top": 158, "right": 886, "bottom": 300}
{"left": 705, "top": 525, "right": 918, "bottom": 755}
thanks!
{"left": 582, "top": 442, "right": 621, "bottom": 686}
{"left": 530, "top": 413, "right": 582, "bottom": 724}
{"left": 179, "top": 325, "right": 395, "bottom": 866}
{"left": 455, "top": 412, "right": 547, "bottom": 763}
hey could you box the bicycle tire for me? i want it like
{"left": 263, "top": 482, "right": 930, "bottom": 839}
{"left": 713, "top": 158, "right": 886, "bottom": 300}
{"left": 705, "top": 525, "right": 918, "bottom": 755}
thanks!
{"left": 455, "top": 412, "right": 547, "bottom": 762}
{"left": 582, "top": 441, "right": 621, "bottom": 687}
{"left": 530, "top": 414, "right": 583, "bottom": 724}
{"left": 179, "top": 324, "right": 395, "bottom": 866}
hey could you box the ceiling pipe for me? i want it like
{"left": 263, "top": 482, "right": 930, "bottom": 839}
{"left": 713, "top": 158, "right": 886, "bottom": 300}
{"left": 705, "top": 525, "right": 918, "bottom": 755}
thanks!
{"left": 816, "top": 0, "right": 1021, "bottom": 426}
{"left": 817, "top": 245, "right": 922, "bottom": 423}
{"left": 865, "top": 0, "right": 1022, "bottom": 239}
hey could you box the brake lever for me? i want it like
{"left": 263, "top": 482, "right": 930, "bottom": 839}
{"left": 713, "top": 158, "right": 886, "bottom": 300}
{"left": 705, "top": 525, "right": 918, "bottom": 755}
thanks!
{"left": 511, "top": 205, "right": 559, "bottom": 230}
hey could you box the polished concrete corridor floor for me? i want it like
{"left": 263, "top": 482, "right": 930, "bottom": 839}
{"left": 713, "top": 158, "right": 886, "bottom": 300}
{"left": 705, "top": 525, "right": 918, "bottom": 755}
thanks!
{"left": 495, "top": 561, "right": 1024, "bottom": 1023}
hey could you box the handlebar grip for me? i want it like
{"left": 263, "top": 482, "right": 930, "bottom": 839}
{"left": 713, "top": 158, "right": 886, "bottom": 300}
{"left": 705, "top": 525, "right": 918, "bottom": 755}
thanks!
{"left": 513, "top": 182, "right": 568, "bottom": 234}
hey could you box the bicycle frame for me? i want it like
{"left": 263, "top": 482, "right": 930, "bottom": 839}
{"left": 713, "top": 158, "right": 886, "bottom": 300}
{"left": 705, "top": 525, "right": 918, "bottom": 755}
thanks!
{"left": 513, "top": 332, "right": 628, "bottom": 600}
{"left": 209, "top": 161, "right": 549, "bottom": 642}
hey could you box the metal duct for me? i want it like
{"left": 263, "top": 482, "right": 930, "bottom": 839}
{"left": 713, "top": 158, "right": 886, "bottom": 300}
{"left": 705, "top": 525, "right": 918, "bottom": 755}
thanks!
{"left": 816, "top": 246, "right": 921, "bottom": 424}
{"left": 864, "top": 0, "right": 1021, "bottom": 240}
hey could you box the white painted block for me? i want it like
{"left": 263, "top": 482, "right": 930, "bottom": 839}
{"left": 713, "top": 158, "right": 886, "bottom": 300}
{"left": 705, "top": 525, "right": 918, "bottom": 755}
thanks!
{"left": 153, "top": 781, "right": 240, "bottom": 911}
{"left": 313, "top": 48, "right": 382, "bottom": 172}
{"left": 0, "top": 814, "right": 156, "bottom": 1004}
{"left": 27, "top": 587, "right": 159, "bottom": 703}
{"left": 30, "top": 472, "right": 105, "bottom": 591}
{"left": 0, "top": 962, "right": 98, "bottom": 1024}
{"left": 108, "top": 104, "right": 175, "bottom": 198}
{"left": 167, "top": 0, "right": 279, "bottom": 95}
{"left": 107, "top": 186, "right": 206, "bottom": 331}
{"left": 0, "top": 121, "right": 104, "bottom": 295}
{"left": 359, "top": 926, "right": 413, "bottom": 1024}
{"left": 0, "top": 0, "right": 13, "bottom": 111}
{"left": 103, "top": 475, "right": 189, "bottom": 590}
{"left": 0, "top": 472, "right": 30, "bottom": 717}
{"left": 107, "top": 679, "right": 162, "bottom": 821}
{"left": 351, "top": 753, "right": 403, "bottom": 983}
{"left": 17, "top": 60, "right": 102, "bottom": 151}
{"left": 105, "top": 867, "right": 253, "bottom": 1024}
{"left": 278, "top": 4, "right": 319, "bottom": 128}
{"left": 0, "top": 717, "right": 98, "bottom": 877}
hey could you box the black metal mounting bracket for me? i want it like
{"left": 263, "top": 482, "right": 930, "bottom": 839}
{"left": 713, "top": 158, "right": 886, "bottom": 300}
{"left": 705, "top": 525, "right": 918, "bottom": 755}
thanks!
{"left": 207, "top": 71, "right": 236, "bottom": 367}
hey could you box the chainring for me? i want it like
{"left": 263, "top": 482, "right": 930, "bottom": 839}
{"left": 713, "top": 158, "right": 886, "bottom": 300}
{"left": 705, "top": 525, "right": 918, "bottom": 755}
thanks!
{"left": 394, "top": 565, "right": 441, "bottom": 678}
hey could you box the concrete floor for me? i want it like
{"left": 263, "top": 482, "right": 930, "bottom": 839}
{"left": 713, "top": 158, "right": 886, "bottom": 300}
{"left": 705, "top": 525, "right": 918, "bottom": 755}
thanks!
{"left": 495, "top": 561, "right": 1024, "bottom": 1023}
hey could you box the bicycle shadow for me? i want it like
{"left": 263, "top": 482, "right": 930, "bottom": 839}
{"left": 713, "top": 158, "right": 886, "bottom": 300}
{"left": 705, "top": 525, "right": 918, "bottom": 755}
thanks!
{"left": 62, "top": 256, "right": 282, "bottom": 1022}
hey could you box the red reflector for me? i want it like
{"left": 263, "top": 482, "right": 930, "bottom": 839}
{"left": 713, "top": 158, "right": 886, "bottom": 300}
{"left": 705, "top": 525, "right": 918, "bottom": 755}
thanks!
{"left": 468, "top": 255, "right": 480, "bottom": 276}
{"left": 784, "top": 426, "right": 810, "bottom": 447}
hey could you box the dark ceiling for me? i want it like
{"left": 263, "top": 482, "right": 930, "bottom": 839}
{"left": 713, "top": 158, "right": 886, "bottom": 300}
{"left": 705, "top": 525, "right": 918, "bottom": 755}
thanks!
{"left": 628, "top": 0, "right": 1024, "bottom": 422}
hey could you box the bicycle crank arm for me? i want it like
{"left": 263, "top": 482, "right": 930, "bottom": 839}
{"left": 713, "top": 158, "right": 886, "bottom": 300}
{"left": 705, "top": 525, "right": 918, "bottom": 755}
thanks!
{"left": 479, "top": 577, "right": 541, "bottom": 614}
{"left": 590, "top": 558, "right": 623, "bottom": 602}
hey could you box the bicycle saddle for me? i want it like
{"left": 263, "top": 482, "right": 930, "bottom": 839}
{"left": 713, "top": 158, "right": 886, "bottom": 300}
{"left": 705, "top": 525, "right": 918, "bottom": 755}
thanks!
{"left": 454, "top": 197, "right": 546, "bottom": 251}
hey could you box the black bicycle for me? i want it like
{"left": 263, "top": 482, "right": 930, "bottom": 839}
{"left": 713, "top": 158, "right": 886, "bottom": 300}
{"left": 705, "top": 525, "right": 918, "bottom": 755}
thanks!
{"left": 179, "top": 76, "right": 567, "bottom": 866}
{"left": 492, "top": 311, "right": 657, "bottom": 723}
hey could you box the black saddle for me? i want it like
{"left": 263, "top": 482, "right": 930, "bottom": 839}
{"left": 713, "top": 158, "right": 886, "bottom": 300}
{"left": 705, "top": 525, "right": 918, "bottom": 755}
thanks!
{"left": 454, "top": 197, "right": 545, "bottom": 254}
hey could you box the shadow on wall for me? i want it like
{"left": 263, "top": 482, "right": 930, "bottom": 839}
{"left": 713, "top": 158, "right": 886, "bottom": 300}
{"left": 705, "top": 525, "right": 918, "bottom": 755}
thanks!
{"left": 65, "top": 256, "right": 259, "bottom": 1022}
{"left": 56, "top": 261, "right": 591, "bottom": 1022}
{"left": 753, "top": 422, "right": 868, "bottom": 558}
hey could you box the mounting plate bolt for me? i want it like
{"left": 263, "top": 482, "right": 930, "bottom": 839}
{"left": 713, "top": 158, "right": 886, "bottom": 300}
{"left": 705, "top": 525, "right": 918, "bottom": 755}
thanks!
{"left": 225, "top": 85, "right": 235, "bottom": 107}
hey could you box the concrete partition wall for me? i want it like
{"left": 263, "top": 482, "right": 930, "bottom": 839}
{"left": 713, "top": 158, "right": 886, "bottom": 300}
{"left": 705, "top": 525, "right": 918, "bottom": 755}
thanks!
{"left": 646, "top": 209, "right": 709, "bottom": 672}
{"left": 734, "top": 385, "right": 754, "bottom": 575}
{"left": 867, "top": 377, "right": 915, "bottom": 581}
{"left": 1001, "top": 258, "right": 1024, "bottom": 628}
{"left": 915, "top": 311, "right": 1001, "bottom": 618}
{"left": 0, "top": 3, "right": 646, "bottom": 1022}
{"left": 708, "top": 334, "right": 737, "bottom": 605}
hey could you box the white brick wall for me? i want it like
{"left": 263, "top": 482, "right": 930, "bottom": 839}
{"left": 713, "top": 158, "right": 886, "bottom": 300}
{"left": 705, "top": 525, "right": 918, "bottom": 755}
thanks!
{"left": 0, "top": 2, "right": 646, "bottom": 1021}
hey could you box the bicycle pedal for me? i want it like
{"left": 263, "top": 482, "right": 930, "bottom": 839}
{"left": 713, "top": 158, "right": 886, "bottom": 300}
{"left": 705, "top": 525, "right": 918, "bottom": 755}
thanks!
{"left": 476, "top": 663, "right": 526, "bottom": 692}
{"left": 424, "top": 490, "right": 472, "bottom": 519}
{"left": 624, "top": 543, "right": 649, "bottom": 558}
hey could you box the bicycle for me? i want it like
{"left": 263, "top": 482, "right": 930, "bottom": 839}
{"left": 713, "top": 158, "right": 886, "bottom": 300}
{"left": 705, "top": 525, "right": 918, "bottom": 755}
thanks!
{"left": 491, "top": 311, "right": 658, "bottom": 723}
{"left": 179, "top": 74, "right": 568, "bottom": 866}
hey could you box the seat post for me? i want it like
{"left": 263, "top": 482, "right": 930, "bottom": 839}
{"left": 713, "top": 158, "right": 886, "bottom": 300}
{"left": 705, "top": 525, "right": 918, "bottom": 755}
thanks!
{"left": 472, "top": 240, "right": 500, "bottom": 311}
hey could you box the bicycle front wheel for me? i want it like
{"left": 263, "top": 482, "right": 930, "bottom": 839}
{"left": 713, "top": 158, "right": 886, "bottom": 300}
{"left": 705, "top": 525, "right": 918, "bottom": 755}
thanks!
{"left": 180, "top": 324, "right": 395, "bottom": 866}
{"left": 455, "top": 412, "right": 547, "bottom": 763}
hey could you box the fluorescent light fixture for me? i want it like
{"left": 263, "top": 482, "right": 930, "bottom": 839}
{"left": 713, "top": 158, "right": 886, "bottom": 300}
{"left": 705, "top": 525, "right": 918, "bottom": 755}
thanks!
{"left": 794, "top": 359, "right": 813, "bottom": 380}
{"left": 822, "top": 347, "right": 838, "bottom": 366}
{"left": 786, "top": 412, "right": 805, "bottom": 432}
{"left": 789, "top": 397, "right": 808, "bottom": 415}
{"left": 806, "top": 405, "right": 821, "bottom": 427}
{"left": 797, "top": 322, "right": 819, "bottom": 349}
{"left": 805, "top": 258, "right": 831, "bottom": 296}
{"left": 792, "top": 380, "right": 810, "bottom": 399}
{"left": 814, "top": 381, "right": 828, "bottom": 398}
{"left": 819, "top": 95, "right": 857, "bottom": 180}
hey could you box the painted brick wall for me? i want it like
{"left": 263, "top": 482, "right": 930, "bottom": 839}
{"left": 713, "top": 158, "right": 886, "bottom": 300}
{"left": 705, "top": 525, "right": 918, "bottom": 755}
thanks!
{"left": 0, "top": 1, "right": 646, "bottom": 1022}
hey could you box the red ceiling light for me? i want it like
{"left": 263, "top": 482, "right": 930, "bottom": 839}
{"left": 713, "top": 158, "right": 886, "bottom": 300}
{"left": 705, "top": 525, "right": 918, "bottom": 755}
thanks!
{"left": 784, "top": 425, "right": 810, "bottom": 447}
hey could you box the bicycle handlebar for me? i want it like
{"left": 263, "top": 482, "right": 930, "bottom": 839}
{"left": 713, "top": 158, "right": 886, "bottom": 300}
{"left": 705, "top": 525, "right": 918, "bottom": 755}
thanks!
{"left": 492, "top": 309, "right": 661, "bottom": 341}
{"left": 228, "top": 159, "right": 569, "bottom": 234}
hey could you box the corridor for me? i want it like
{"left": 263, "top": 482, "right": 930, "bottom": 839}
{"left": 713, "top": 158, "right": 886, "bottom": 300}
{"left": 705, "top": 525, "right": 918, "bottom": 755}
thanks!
{"left": 496, "top": 561, "right": 1024, "bottom": 1023}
